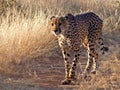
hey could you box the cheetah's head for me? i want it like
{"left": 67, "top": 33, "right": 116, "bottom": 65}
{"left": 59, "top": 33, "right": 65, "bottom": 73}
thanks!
{"left": 50, "top": 16, "right": 68, "bottom": 36}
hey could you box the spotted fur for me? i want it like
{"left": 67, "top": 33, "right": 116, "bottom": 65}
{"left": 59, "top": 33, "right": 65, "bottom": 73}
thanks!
{"left": 50, "top": 12, "right": 108, "bottom": 85}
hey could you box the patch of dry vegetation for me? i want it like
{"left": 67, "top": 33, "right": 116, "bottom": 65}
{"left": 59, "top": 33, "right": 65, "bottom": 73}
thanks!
{"left": 0, "top": 0, "right": 59, "bottom": 75}
{"left": 79, "top": 58, "right": 120, "bottom": 90}
{"left": 0, "top": 0, "right": 120, "bottom": 88}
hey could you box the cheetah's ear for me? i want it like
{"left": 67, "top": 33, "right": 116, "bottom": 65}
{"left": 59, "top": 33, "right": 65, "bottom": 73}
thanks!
{"left": 50, "top": 16, "right": 55, "bottom": 20}
{"left": 59, "top": 17, "right": 66, "bottom": 23}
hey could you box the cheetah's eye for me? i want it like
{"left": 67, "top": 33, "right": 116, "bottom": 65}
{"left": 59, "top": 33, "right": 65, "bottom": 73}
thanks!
{"left": 51, "top": 23, "right": 54, "bottom": 26}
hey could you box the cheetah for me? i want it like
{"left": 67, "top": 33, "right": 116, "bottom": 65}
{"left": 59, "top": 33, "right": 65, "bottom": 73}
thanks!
{"left": 50, "top": 12, "right": 108, "bottom": 85}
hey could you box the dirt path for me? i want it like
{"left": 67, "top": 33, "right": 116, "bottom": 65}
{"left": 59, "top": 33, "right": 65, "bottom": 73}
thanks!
{"left": 0, "top": 54, "right": 120, "bottom": 90}
{"left": 0, "top": 54, "right": 79, "bottom": 90}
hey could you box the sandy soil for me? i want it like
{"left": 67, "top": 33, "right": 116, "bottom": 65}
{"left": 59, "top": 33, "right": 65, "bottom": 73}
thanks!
{"left": 0, "top": 36, "right": 120, "bottom": 90}
{"left": 0, "top": 54, "right": 120, "bottom": 90}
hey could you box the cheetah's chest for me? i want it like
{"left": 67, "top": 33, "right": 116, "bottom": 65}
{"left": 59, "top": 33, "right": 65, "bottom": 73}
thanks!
{"left": 58, "top": 34, "right": 81, "bottom": 51}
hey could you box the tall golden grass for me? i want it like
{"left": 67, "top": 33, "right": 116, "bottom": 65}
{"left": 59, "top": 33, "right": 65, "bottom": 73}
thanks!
{"left": 0, "top": 0, "right": 120, "bottom": 75}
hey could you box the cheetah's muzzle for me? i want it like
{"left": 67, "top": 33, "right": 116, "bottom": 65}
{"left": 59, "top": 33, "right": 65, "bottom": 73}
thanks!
{"left": 54, "top": 29, "right": 61, "bottom": 35}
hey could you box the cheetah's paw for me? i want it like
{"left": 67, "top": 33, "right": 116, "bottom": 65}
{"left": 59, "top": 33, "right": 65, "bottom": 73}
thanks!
{"left": 61, "top": 79, "right": 71, "bottom": 85}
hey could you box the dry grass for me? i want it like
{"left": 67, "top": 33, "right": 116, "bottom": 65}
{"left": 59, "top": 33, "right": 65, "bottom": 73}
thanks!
{"left": 0, "top": 0, "right": 120, "bottom": 89}
{"left": 0, "top": 0, "right": 59, "bottom": 74}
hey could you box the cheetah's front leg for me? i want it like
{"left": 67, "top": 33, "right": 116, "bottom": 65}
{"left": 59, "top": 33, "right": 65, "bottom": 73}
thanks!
{"left": 69, "top": 50, "right": 80, "bottom": 83}
{"left": 60, "top": 47, "right": 72, "bottom": 85}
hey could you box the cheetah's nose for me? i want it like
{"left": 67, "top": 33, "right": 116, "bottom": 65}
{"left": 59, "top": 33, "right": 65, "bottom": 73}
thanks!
{"left": 54, "top": 29, "right": 59, "bottom": 33}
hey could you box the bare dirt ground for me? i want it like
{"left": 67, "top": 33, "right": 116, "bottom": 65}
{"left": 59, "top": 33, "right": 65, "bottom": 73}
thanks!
{"left": 0, "top": 53, "right": 78, "bottom": 90}
{"left": 0, "top": 35, "right": 120, "bottom": 90}
{"left": 0, "top": 55, "right": 120, "bottom": 90}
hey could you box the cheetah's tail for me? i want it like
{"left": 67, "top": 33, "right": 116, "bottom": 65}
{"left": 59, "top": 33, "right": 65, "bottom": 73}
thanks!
{"left": 101, "top": 46, "right": 109, "bottom": 54}
{"left": 99, "top": 38, "right": 109, "bottom": 55}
